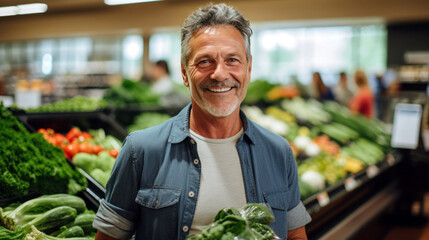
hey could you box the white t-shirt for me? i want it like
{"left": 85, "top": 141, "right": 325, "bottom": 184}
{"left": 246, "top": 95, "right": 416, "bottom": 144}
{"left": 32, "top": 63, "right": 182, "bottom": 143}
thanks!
{"left": 189, "top": 128, "right": 247, "bottom": 234}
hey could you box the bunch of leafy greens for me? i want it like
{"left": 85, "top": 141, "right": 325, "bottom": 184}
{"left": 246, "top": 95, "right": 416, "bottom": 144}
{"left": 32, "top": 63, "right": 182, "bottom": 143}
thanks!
{"left": 103, "top": 79, "right": 160, "bottom": 108}
{"left": 187, "top": 203, "right": 276, "bottom": 240}
{"left": 0, "top": 103, "right": 87, "bottom": 199}
{"left": 126, "top": 112, "right": 171, "bottom": 133}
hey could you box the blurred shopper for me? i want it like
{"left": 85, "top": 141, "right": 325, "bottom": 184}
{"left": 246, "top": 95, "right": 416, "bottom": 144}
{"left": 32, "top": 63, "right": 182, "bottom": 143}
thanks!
{"left": 332, "top": 71, "right": 353, "bottom": 106}
{"left": 311, "top": 72, "right": 335, "bottom": 101}
{"left": 374, "top": 73, "right": 387, "bottom": 119}
{"left": 150, "top": 60, "right": 173, "bottom": 95}
{"left": 349, "top": 70, "right": 374, "bottom": 118}
{"left": 149, "top": 60, "right": 190, "bottom": 108}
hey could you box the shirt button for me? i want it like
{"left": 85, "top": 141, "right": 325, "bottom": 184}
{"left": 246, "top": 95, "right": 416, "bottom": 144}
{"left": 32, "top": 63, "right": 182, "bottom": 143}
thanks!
{"left": 183, "top": 226, "right": 189, "bottom": 232}
{"left": 188, "top": 191, "right": 195, "bottom": 198}
{"left": 190, "top": 139, "right": 195, "bottom": 145}
{"left": 154, "top": 200, "right": 159, "bottom": 207}
{"left": 193, "top": 159, "right": 199, "bottom": 165}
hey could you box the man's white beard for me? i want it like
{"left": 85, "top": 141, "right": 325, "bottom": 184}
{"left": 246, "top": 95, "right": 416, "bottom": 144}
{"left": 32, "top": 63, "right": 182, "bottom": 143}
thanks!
{"left": 188, "top": 76, "right": 239, "bottom": 117}
{"left": 199, "top": 97, "right": 239, "bottom": 117}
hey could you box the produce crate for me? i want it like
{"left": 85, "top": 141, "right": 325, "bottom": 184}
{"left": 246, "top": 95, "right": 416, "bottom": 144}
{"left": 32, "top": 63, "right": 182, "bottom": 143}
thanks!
{"left": 12, "top": 109, "right": 128, "bottom": 142}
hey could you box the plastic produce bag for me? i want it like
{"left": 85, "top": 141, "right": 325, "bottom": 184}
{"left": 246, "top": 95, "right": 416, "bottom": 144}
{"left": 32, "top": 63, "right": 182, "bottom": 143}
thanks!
{"left": 187, "top": 203, "right": 277, "bottom": 240}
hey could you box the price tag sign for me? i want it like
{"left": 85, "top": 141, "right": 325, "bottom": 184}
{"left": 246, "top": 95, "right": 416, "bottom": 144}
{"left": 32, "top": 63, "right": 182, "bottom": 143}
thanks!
{"left": 317, "top": 191, "right": 330, "bottom": 207}
{"left": 366, "top": 165, "right": 379, "bottom": 178}
{"left": 344, "top": 177, "right": 360, "bottom": 192}
{"left": 387, "top": 154, "right": 395, "bottom": 166}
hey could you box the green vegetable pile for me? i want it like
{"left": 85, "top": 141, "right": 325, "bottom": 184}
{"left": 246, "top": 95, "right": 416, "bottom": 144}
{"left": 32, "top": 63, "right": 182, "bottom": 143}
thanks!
{"left": 243, "top": 79, "right": 279, "bottom": 105}
{"left": 26, "top": 96, "right": 107, "bottom": 112}
{"left": 72, "top": 152, "right": 116, "bottom": 187}
{"left": 323, "top": 101, "right": 391, "bottom": 149}
{"left": 187, "top": 203, "right": 276, "bottom": 240}
{"left": 0, "top": 194, "right": 96, "bottom": 240}
{"left": 127, "top": 112, "right": 171, "bottom": 133}
{"left": 103, "top": 79, "right": 160, "bottom": 108}
{"left": 88, "top": 129, "right": 122, "bottom": 151}
{"left": 0, "top": 103, "right": 87, "bottom": 199}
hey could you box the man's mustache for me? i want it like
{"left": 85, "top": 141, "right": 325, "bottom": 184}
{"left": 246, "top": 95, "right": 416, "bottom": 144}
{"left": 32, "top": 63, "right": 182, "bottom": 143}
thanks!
{"left": 200, "top": 79, "right": 240, "bottom": 89}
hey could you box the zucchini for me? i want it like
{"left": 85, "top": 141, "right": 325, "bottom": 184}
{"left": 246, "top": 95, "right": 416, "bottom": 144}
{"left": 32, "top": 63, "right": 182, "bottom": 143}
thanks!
{"left": 66, "top": 212, "right": 96, "bottom": 235}
{"left": 21, "top": 206, "right": 77, "bottom": 233}
{"left": 56, "top": 226, "right": 85, "bottom": 238}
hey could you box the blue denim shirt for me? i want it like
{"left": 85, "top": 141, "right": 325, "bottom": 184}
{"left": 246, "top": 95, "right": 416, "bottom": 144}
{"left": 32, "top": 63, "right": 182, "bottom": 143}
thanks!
{"left": 93, "top": 104, "right": 311, "bottom": 240}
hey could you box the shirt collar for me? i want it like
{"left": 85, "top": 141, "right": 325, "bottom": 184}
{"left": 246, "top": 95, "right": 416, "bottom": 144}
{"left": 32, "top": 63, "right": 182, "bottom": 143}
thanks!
{"left": 168, "top": 103, "right": 256, "bottom": 145}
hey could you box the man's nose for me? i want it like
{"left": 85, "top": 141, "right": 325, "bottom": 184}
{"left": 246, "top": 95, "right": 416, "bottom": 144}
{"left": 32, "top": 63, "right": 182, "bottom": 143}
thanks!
{"left": 210, "top": 62, "right": 228, "bottom": 81}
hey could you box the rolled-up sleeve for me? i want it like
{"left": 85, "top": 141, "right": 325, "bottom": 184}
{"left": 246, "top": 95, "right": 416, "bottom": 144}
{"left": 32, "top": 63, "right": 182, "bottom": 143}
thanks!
{"left": 93, "top": 200, "right": 135, "bottom": 239}
{"left": 93, "top": 134, "right": 142, "bottom": 239}
{"left": 287, "top": 201, "right": 311, "bottom": 230}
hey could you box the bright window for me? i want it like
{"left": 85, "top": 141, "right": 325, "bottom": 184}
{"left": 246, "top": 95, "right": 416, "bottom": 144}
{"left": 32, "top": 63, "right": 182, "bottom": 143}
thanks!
{"left": 149, "top": 32, "right": 182, "bottom": 83}
{"left": 251, "top": 25, "right": 387, "bottom": 86}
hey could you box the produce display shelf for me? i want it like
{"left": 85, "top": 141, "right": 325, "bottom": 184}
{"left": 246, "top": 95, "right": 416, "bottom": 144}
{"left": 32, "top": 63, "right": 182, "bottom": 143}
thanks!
{"left": 305, "top": 149, "right": 404, "bottom": 238}
{"left": 12, "top": 109, "right": 128, "bottom": 142}
{"left": 11, "top": 110, "right": 127, "bottom": 200}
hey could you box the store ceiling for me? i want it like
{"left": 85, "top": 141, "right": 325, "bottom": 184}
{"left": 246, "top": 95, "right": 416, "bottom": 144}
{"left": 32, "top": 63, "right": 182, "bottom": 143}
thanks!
{"left": 0, "top": 0, "right": 250, "bottom": 13}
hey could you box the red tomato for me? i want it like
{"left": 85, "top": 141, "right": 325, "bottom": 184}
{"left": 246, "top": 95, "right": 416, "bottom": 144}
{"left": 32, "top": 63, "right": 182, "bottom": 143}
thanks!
{"left": 65, "top": 144, "right": 78, "bottom": 159}
{"left": 54, "top": 133, "right": 67, "bottom": 145}
{"left": 66, "top": 127, "right": 81, "bottom": 142}
{"left": 78, "top": 142, "right": 92, "bottom": 154}
{"left": 91, "top": 145, "right": 103, "bottom": 155}
{"left": 81, "top": 131, "right": 93, "bottom": 140}
{"left": 109, "top": 149, "right": 119, "bottom": 158}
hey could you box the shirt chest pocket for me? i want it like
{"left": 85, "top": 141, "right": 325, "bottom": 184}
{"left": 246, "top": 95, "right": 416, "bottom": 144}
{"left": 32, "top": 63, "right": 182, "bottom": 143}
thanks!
{"left": 135, "top": 187, "right": 181, "bottom": 239}
{"left": 136, "top": 187, "right": 181, "bottom": 209}
{"left": 263, "top": 189, "right": 289, "bottom": 239}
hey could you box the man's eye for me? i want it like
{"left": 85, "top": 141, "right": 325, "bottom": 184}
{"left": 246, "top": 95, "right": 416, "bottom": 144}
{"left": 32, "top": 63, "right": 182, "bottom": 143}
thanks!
{"left": 228, "top": 58, "right": 239, "bottom": 63}
{"left": 198, "top": 60, "right": 211, "bottom": 67}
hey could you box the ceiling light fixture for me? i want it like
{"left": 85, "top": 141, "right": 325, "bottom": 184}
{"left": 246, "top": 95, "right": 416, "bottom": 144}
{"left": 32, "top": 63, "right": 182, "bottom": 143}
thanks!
{"left": 18, "top": 3, "right": 48, "bottom": 15}
{"left": 104, "top": 0, "right": 162, "bottom": 6}
{"left": 0, "top": 3, "right": 47, "bottom": 17}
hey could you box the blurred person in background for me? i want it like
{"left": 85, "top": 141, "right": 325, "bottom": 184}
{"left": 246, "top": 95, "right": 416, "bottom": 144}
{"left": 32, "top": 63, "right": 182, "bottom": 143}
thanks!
{"left": 349, "top": 70, "right": 374, "bottom": 118}
{"left": 149, "top": 60, "right": 173, "bottom": 95}
{"left": 311, "top": 72, "right": 335, "bottom": 101}
{"left": 93, "top": 3, "right": 310, "bottom": 240}
{"left": 149, "top": 60, "right": 190, "bottom": 108}
{"left": 332, "top": 71, "right": 353, "bottom": 106}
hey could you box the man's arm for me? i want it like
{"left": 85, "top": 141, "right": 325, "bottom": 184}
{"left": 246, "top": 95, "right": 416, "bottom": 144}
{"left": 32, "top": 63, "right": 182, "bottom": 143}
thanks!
{"left": 95, "top": 231, "right": 119, "bottom": 240}
{"left": 287, "top": 226, "right": 308, "bottom": 240}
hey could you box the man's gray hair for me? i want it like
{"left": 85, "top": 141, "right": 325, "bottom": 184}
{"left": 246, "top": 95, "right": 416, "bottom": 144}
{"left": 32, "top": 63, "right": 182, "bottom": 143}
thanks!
{"left": 181, "top": 3, "right": 253, "bottom": 66}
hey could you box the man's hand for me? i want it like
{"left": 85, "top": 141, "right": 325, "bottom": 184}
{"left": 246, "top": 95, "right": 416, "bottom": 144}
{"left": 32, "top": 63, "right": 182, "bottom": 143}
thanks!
{"left": 287, "top": 226, "right": 308, "bottom": 240}
{"left": 94, "top": 231, "right": 119, "bottom": 240}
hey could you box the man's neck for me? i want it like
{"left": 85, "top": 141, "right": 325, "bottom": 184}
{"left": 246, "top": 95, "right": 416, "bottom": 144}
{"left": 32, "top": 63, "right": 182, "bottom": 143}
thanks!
{"left": 189, "top": 105, "right": 242, "bottom": 139}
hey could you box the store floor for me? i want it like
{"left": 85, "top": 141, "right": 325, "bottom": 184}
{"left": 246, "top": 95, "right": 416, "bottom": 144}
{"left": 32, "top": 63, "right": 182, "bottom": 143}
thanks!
{"left": 384, "top": 223, "right": 429, "bottom": 240}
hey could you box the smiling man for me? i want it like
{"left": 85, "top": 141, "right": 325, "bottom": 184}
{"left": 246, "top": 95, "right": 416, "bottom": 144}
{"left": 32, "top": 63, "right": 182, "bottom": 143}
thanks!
{"left": 93, "top": 3, "right": 311, "bottom": 240}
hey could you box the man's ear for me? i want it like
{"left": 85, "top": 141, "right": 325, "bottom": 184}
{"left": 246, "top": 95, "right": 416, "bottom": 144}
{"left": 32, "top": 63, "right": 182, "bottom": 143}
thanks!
{"left": 247, "top": 55, "right": 252, "bottom": 83}
{"left": 181, "top": 63, "right": 189, "bottom": 87}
